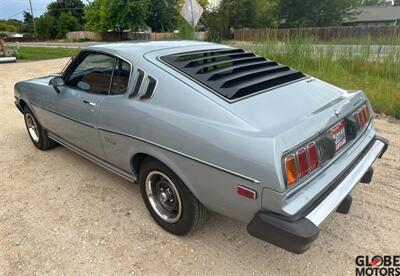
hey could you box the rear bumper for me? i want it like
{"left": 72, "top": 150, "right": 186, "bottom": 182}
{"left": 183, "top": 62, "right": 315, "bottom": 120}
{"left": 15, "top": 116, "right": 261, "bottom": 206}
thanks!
{"left": 247, "top": 136, "right": 388, "bottom": 254}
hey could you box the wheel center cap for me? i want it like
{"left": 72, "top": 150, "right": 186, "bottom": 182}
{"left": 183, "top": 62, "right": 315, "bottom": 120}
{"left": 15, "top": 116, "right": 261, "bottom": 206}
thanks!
{"left": 159, "top": 192, "right": 169, "bottom": 202}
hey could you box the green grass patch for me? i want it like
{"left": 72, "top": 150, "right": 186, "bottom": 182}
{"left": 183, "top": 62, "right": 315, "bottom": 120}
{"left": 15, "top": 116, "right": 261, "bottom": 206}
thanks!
{"left": 14, "top": 47, "right": 79, "bottom": 61}
{"left": 249, "top": 40, "right": 400, "bottom": 118}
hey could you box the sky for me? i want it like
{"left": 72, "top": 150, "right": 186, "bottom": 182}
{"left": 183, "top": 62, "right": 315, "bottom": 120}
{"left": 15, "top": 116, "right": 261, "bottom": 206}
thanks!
{"left": 1, "top": 0, "right": 57, "bottom": 20}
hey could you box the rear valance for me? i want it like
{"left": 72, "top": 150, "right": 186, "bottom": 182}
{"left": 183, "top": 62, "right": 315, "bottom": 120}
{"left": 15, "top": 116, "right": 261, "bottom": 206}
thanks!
{"left": 160, "top": 48, "right": 307, "bottom": 101}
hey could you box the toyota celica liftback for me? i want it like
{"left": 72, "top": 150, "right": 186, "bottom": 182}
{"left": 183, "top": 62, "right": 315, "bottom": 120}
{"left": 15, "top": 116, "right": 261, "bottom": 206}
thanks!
{"left": 14, "top": 41, "right": 388, "bottom": 253}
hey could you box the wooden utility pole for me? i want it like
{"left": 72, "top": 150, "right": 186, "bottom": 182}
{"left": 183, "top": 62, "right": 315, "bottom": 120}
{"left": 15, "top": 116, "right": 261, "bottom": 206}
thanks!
{"left": 28, "top": 0, "right": 38, "bottom": 39}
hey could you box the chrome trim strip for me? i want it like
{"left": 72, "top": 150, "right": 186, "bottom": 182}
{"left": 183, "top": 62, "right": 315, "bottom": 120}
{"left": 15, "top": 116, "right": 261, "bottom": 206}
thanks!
{"left": 305, "top": 140, "right": 385, "bottom": 226}
{"left": 48, "top": 133, "right": 135, "bottom": 183}
{"left": 99, "top": 128, "right": 261, "bottom": 184}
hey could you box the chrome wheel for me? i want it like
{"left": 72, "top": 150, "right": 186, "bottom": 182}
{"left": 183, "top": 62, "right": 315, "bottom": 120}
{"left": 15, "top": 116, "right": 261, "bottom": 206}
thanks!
{"left": 25, "top": 113, "right": 39, "bottom": 143}
{"left": 145, "top": 171, "right": 182, "bottom": 223}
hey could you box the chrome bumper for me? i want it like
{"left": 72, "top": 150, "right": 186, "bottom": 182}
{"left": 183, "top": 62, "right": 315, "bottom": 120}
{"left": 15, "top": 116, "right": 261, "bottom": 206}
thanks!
{"left": 305, "top": 138, "right": 386, "bottom": 226}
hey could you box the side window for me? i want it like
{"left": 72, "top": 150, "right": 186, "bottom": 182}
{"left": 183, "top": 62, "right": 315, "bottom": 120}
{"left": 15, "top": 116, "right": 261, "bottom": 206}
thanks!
{"left": 110, "top": 59, "right": 131, "bottom": 95}
{"left": 65, "top": 53, "right": 115, "bottom": 95}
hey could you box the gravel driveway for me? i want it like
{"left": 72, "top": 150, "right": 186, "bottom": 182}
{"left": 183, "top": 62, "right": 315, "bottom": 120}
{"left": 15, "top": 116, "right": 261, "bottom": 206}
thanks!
{"left": 0, "top": 59, "right": 399, "bottom": 275}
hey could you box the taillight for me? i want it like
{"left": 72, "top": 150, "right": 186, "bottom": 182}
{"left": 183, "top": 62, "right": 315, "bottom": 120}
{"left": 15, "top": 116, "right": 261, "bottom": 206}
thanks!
{"left": 362, "top": 106, "right": 369, "bottom": 122}
{"left": 285, "top": 143, "right": 320, "bottom": 188}
{"left": 357, "top": 105, "right": 369, "bottom": 129}
{"left": 297, "top": 149, "right": 309, "bottom": 178}
{"left": 285, "top": 155, "right": 297, "bottom": 186}
{"left": 308, "top": 143, "right": 319, "bottom": 171}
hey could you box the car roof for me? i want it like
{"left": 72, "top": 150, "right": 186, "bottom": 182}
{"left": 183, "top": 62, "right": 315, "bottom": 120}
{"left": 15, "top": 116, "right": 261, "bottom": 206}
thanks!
{"left": 87, "top": 40, "right": 221, "bottom": 56}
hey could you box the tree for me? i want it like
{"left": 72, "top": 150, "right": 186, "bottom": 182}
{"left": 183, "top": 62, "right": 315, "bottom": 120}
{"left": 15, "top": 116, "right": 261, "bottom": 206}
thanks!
{"left": 202, "top": 0, "right": 256, "bottom": 38}
{"left": 108, "top": 0, "right": 149, "bottom": 31}
{"left": 146, "top": 0, "right": 177, "bottom": 32}
{"left": 279, "top": 0, "right": 361, "bottom": 28}
{"left": 85, "top": 0, "right": 149, "bottom": 32}
{"left": 255, "top": 0, "right": 280, "bottom": 27}
{"left": 20, "top": 11, "right": 34, "bottom": 33}
{"left": 84, "top": 0, "right": 106, "bottom": 32}
{"left": 0, "top": 19, "right": 23, "bottom": 32}
{"left": 35, "top": 15, "right": 55, "bottom": 40}
{"left": 46, "top": 0, "right": 85, "bottom": 25}
{"left": 0, "top": 22, "right": 17, "bottom": 32}
{"left": 57, "top": 12, "right": 81, "bottom": 38}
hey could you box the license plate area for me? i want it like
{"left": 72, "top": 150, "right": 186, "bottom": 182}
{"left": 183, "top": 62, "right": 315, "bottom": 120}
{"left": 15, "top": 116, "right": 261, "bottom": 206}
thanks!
{"left": 329, "top": 120, "right": 346, "bottom": 151}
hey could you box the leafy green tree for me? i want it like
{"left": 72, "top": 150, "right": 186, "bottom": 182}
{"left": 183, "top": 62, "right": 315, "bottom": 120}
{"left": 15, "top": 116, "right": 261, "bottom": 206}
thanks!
{"left": 202, "top": 0, "right": 256, "bottom": 38}
{"left": 57, "top": 12, "right": 81, "bottom": 38}
{"left": 84, "top": 0, "right": 107, "bottom": 31}
{"left": 47, "top": 0, "right": 85, "bottom": 25}
{"left": 0, "top": 19, "right": 23, "bottom": 32}
{"left": 20, "top": 11, "right": 34, "bottom": 33}
{"left": 85, "top": 0, "right": 149, "bottom": 32}
{"left": 279, "top": 0, "right": 361, "bottom": 27}
{"left": 108, "top": 0, "right": 149, "bottom": 31}
{"left": 146, "top": 0, "right": 177, "bottom": 32}
{"left": 35, "top": 15, "right": 55, "bottom": 40}
{"left": 255, "top": 0, "right": 280, "bottom": 27}
{"left": 0, "top": 22, "right": 17, "bottom": 32}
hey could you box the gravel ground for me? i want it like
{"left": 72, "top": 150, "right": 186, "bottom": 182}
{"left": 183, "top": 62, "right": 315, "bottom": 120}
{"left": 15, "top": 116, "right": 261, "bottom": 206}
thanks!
{"left": 0, "top": 59, "right": 399, "bottom": 275}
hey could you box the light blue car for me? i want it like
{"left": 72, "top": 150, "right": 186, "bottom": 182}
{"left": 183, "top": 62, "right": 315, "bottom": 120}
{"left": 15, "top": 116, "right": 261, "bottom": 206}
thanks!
{"left": 14, "top": 41, "right": 388, "bottom": 253}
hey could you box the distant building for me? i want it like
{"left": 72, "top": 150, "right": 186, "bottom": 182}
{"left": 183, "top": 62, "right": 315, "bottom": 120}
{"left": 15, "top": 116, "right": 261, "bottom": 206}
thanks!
{"left": 344, "top": 6, "right": 400, "bottom": 26}
{"left": 0, "top": 31, "right": 24, "bottom": 38}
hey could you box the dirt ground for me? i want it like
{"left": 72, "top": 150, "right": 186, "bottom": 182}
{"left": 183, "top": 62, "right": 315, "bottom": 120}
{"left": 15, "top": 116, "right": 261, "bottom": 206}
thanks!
{"left": 0, "top": 58, "right": 399, "bottom": 275}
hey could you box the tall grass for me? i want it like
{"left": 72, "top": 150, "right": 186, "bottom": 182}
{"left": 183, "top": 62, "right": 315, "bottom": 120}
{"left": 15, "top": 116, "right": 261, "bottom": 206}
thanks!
{"left": 235, "top": 37, "right": 400, "bottom": 118}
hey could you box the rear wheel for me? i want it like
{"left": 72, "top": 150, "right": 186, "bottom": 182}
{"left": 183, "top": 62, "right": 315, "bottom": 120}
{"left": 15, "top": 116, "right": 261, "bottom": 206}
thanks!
{"left": 139, "top": 158, "right": 208, "bottom": 235}
{"left": 23, "top": 106, "right": 57, "bottom": 150}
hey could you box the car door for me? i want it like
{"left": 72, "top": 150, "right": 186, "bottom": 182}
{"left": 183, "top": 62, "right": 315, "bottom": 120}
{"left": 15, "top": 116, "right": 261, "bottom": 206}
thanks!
{"left": 52, "top": 52, "right": 116, "bottom": 159}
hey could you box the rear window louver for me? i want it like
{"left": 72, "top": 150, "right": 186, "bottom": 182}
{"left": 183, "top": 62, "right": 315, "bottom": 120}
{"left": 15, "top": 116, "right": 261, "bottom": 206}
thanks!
{"left": 161, "top": 48, "right": 306, "bottom": 101}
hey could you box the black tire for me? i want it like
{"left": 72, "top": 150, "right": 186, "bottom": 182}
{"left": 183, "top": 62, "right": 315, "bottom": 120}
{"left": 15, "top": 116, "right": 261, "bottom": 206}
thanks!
{"left": 23, "top": 106, "right": 57, "bottom": 150}
{"left": 139, "top": 158, "right": 208, "bottom": 235}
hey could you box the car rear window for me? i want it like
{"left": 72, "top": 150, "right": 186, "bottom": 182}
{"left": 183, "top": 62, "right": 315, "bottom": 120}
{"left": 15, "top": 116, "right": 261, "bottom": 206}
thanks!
{"left": 161, "top": 48, "right": 306, "bottom": 101}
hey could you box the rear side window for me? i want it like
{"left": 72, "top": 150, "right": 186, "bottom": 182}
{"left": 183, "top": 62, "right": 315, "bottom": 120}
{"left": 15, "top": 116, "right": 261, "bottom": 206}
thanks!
{"left": 110, "top": 59, "right": 131, "bottom": 95}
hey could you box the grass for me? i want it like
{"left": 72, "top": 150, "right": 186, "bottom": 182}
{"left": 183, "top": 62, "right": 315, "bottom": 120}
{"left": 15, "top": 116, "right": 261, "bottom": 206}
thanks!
{"left": 235, "top": 38, "right": 400, "bottom": 118}
{"left": 13, "top": 47, "right": 79, "bottom": 61}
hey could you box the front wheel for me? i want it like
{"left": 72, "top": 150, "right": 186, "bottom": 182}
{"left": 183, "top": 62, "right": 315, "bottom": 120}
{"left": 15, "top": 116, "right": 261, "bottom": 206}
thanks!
{"left": 23, "top": 106, "right": 57, "bottom": 150}
{"left": 139, "top": 158, "right": 208, "bottom": 235}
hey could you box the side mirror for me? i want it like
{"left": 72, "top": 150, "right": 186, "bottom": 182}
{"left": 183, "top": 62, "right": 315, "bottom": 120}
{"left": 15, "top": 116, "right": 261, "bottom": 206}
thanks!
{"left": 49, "top": 76, "right": 64, "bottom": 94}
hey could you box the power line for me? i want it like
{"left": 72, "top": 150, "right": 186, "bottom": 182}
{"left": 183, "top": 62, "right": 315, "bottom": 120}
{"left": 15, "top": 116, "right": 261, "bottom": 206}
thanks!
{"left": 5, "top": 7, "right": 85, "bottom": 20}
{"left": 32, "top": 7, "right": 85, "bottom": 11}
{"left": 5, "top": 9, "right": 28, "bottom": 20}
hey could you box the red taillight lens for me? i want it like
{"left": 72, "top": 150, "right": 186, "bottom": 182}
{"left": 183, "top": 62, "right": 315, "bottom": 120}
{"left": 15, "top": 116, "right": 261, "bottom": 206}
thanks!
{"left": 308, "top": 143, "right": 319, "bottom": 171}
{"left": 297, "top": 148, "right": 309, "bottom": 179}
{"left": 357, "top": 105, "right": 369, "bottom": 129}
{"left": 285, "top": 155, "right": 297, "bottom": 186}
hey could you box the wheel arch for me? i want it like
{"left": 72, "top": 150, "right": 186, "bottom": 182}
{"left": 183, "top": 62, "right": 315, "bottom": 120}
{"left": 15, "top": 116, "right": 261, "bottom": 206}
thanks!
{"left": 17, "top": 99, "right": 28, "bottom": 113}
{"left": 130, "top": 150, "right": 200, "bottom": 198}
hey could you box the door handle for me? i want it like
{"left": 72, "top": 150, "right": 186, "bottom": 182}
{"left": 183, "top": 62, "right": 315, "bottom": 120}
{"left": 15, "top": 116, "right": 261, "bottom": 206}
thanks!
{"left": 83, "top": 100, "right": 96, "bottom": 107}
